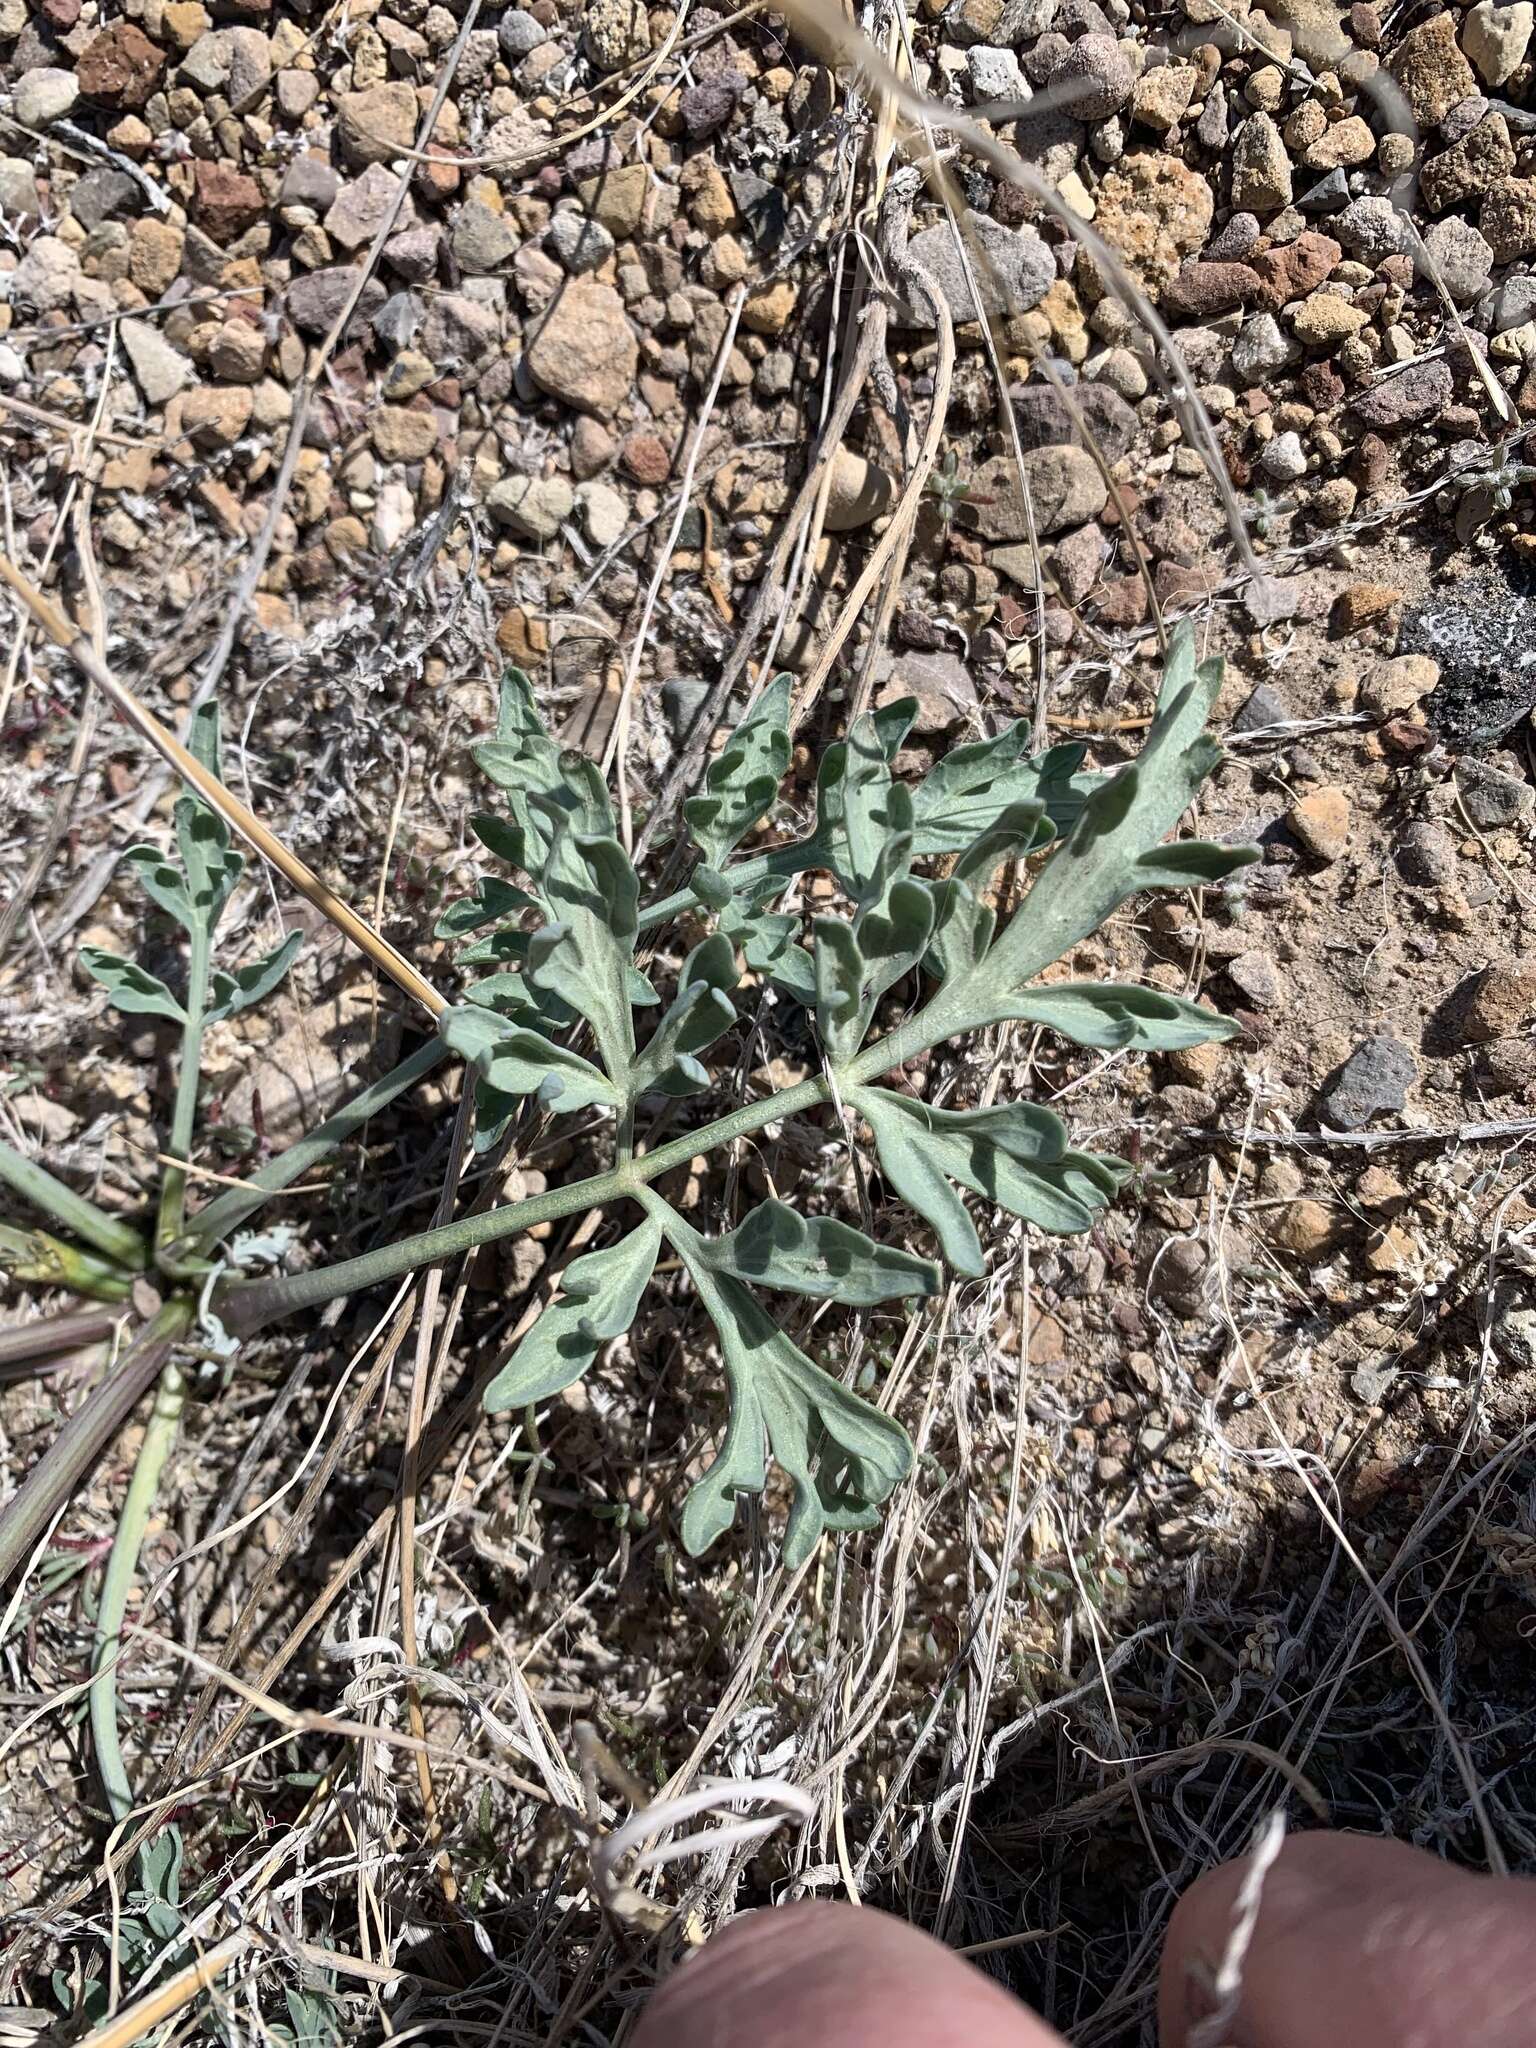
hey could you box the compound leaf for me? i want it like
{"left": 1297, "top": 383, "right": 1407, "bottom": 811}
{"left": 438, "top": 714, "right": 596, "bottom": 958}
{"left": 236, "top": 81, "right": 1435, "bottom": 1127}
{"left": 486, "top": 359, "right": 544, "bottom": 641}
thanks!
{"left": 693, "top": 1198, "right": 940, "bottom": 1306}
{"left": 434, "top": 877, "right": 537, "bottom": 939}
{"left": 854, "top": 1086, "right": 1129, "bottom": 1270}
{"left": 526, "top": 818, "right": 638, "bottom": 1085}
{"left": 631, "top": 935, "right": 738, "bottom": 1098}
{"left": 483, "top": 1219, "right": 662, "bottom": 1412}
{"left": 911, "top": 733, "right": 1099, "bottom": 856}
{"left": 123, "top": 846, "right": 195, "bottom": 932}
{"left": 1007, "top": 982, "right": 1239, "bottom": 1051}
{"left": 661, "top": 1205, "right": 913, "bottom": 1566}
{"left": 684, "top": 674, "right": 792, "bottom": 870}
{"left": 79, "top": 949, "right": 186, "bottom": 1024}
{"left": 440, "top": 1001, "right": 623, "bottom": 1113}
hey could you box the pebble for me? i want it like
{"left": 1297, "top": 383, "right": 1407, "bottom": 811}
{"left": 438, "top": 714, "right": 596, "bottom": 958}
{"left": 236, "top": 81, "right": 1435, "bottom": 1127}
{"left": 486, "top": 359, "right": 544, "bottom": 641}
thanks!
{"left": 583, "top": 0, "right": 650, "bottom": 71}
{"left": 1386, "top": 9, "right": 1477, "bottom": 125}
{"left": 1321, "top": 1034, "right": 1419, "bottom": 1127}
{"left": 1394, "top": 820, "right": 1458, "bottom": 885}
{"left": 824, "top": 447, "right": 898, "bottom": 531}
{"left": 121, "top": 316, "right": 192, "bottom": 404}
{"left": 897, "top": 212, "right": 1054, "bottom": 325}
{"left": 1419, "top": 110, "right": 1513, "bottom": 212}
{"left": 524, "top": 279, "right": 637, "bottom": 417}
{"left": 336, "top": 82, "right": 419, "bottom": 166}
{"left": 1289, "top": 293, "right": 1368, "bottom": 347}
{"left": 1462, "top": 0, "right": 1533, "bottom": 86}
{"left": 1259, "top": 429, "right": 1307, "bottom": 482}
{"left": 14, "top": 65, "right": 79, "bottom": 125}
{"left": 453, "top": 198, "right": 518, "bottom": 273}
{"left": 287, "top": 266, "right": 387, "bottom": 335}
{"left": 1482, "top": 176, "right": 1536, "bottom": 262}
{"left": 1456, "top": 756, "right": 1535, "bottom": 827}
{"left": 577, "top": 479, "right": 628, "bottom": 547}
{"left": 1232, "top": 111, "right": 1294, "bottom": 212}
{"left": 1231, "top": 310, "right": 1294, "bottom": 379}
{"left": 1333, "top": 195, "right": 1414, "bottom": 264}
{"left": 545, "top": 211, "right": 615, "bottom": 274}
{"left": 1052, "top": 32, "right": 1134, "bottom": 117}
{"left": 1349, "top": 361, "right": 1453, "bottom": 432}
{"left": 1287, "top": 784, "right": 1351, "bottom": 860}
{"left": 1457, "top": 959, "right": 1536, "bottom": 1042}
{"left": 487, "top": 474, "right": 575, "bottom": 540}
{"left": 968, "top": 43, "right": 1029, "bottom": 97}
{"left": 1422, "top": 216, "right": 1493, "bottom": 300}
{"left": 497, "top": 9, "right": 546, "bottom": 57}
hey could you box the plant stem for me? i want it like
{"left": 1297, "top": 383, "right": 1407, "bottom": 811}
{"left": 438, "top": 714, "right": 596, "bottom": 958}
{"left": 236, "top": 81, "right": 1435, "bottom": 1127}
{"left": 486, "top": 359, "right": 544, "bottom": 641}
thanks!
{"left": 156, "top": 925, "right": 209, "bottom": 1257}
{"left": 0, "top": 1298, "right": 193, "bottom": 1586}
{"left": 219, "top": 1074, "right": 832, "bottom": 1336}
{"left": 0, "top": 1222, "right": 136, "bottom": 1303}
{"left": 166, "top": 1037, "right": 448, "bottom": 1262}
{"left": 0, "top": 1137, "right": 147, "bottom": 1271}
{"left": 90, "top": 1357, "right": 186, "bottom": 1822}
{"left": 0, "top": 1304, "right": 122, "bottom": 1371}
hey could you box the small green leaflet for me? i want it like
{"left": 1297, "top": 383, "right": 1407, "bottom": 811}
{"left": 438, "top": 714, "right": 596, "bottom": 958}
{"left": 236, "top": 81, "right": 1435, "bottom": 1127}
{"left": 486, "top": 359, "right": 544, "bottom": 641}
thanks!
{"left": 851, "top": 1087, "right": 1129, "bottom": 1275}
{"left": 688, "top": 1197, "right": 940, "bottom": 1305}
{"left": 434, "top": 877, "right": 537, "bottom": 939}
{"left": 684, "top": 674, "right": 792, "bottom": 870}
{"left": 206, "top": 932, "right": 305, "bottom": 1023}
{"left": 78, "top": 949, "right": 187, "bottom": 1023}
{"left": 470, "top": 668, "right": 591, "bottom": 875}
{"left": 629, "top": 934, "right": 737, "bottom": 1099}
{"left": 909, "top": 733, "right": 1099, "bottom": 855}
{"left": 1006, "top": 982, "right": 1239, "bottom": 1051}
{"left": 526, "top": 814, "right": 639, "bottom": 1087}
{"left": 658, "top": 1201, "right": 913, "bottom": 1567}
{"left": 982, "top": 624, "right": 1259, "bottom": 993}
{"left": 483, "top": 1219, "right": 662, "bottom": 1412}
{"left": 440, "top": 1002, "right": 623, "bottom": 1113}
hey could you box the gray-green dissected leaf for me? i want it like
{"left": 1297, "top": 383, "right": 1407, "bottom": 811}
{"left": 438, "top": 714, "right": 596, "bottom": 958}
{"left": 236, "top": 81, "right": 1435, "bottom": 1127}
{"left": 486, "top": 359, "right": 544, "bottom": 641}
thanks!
{"left": 982, "top": 625, "right": 1259, "bottom": 993}
{"left": 911, "top": 734, "right": 1099, "bottom": 856}
{"left": 813, "top": 698, "right": 913, "bottom": 875}
{"left": 124, "top": 846, "right": 195, "bottom": 931}
{"left": 630, "top": 935, "right": 737, "bottom": 1097}
{"left": 174, "top": 705, "right": 242, "bottom": 936}
{"left": 468, "top": 668, "right": 594, "bottom": 875}
{"left": 527, "top": 817, "right": 639, "bottom": 1084}
{"left": 684, "top": 674, "right": 792, "bottom": 870}
{"left": 692, "top": 1198, "right": 940, "bottom": 1305}
{"left": 434, "top": 877, "right": 537, "bottom": 939}
{"left": 79, "top": 948, "right": 187, "bottom": 1023}
{"left": 1007, "top": 983, "right": 1239, "bottom": 1050}
{"left": 854, "top": 1086, "right": 1129, "bottom": 1274}
{"left": 719, "top": 891, "right": 816, "bottom": 1003}
{"left": 813, "top": 917, "right": 866, "bottom": 1062}
{"left": 482, "top": 1219, "right": 662, "bottom": 1412}
{"left": 440, "top": 1002, "right": 623, "bottom": 1112}
{"left": 206, "top": 931, "right": 303, "bottom": 1022}
{"left": 662, "top": 1207, "right": 913, "bottom": 1566}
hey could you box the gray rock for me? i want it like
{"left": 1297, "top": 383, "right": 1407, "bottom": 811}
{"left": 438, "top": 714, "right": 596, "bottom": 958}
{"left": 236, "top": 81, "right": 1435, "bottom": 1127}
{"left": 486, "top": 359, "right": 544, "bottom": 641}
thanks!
{"left": 120, "top": 317, "right": 192, "bottom": 404}
{"left": 0, "top": 157, "right": 41, "bottom": 218}
{"left": 371, "top": 290, "right": 423, "bottom": 353}
{"left": 9, "top": 235, "right": 79, "bottom": 314}
{"left": 1334, "top": 194, "right": 1414, "bottom": 262}
{"left": 324, "top": 164, "right": 412, "bottom": 253}
{"left": 1259, "top": 430, "right": 1307, "bottom": 483}
{"left": 452, "top": 197, "right": 518, "bottom": 273}
{"left": 1394, "top": 820, "right": 1458, "bottom": 885}
{"left": 285, "top": 265, "right": 387, "bottom": 335}
{"left": 487, "top": 473, "right": 574, "bottom": 539}
{"left": 1231, "top": 310, "right": 1294, "bottom": 380}
{"left": 1232, "top": 111, "right": 1293, "bottom": 211}
{"left": 68, "top": 167, "right": 140, "bottom": 230}
{"left": 1298, "top": 166, "right": 1352, "bottom": 213}
{"left": 970, "top": 442, "right": 1108, "bottom": 538}
{"left": 1456, "top": 755, "right": 1536, "bottom": 826}
{"left": 1423, "top": 215, "right": 1493, "bottom": 301}
{"left": 1485, "top": 272, "right": 1536, "bottom": 330}
{"left": 994, "top": 0, "right": 1059, "bottom": 40}
{"left": 1013, "top": 101, "right": 1086, "bottom": 185}
{"left": 383, "top": 224, "right": 441, "bottom": 283}
{"left": 1010, "top": 379, "right": 1139, "bottom": 461}
{"left": 1349, "top": 359, "right": 1454, "bottom": 432}
{"left": 1207, "top": 211, "right": 1260, "bottom": 260}
{"left": 968, "top": 43, "right": 1029, "bottom": 99}
{"left": 545, "top": 210, "right": 615, "bottom": 273}
{"left": 1407, "top": 565, "right": 1536, "bottom": 750}
{"left": 14, "top": 66, "right": 78, "bottom": 127}
{"left": 422, "top": 289, "right": 502, "bottom": 363}
{"left": 1050, "top": 31, "right": 1132, "bottom": 117}
{"left": 1232, "top": 681, "right": 1293, "bottom": 732}
{"left": 1197, "top": 82, "right": 1230, "bottom": 150}
{"left": 661, "top": 677, "right": 711, "bottom": 738}
{"left": 279, "top": 155, "right": 341, "bottom": 212}
{"left": 896, "top": 211, "right": 1054, "bottom": 326}
{"left": 497, "top": 8, "right": 546, "bottom": 56}
{"left": 1227, "top": 949, "right": 1283, "bottom": 1007}
{"left": 1321, "top": 1035, "right": 1419, "bottom": 1129}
